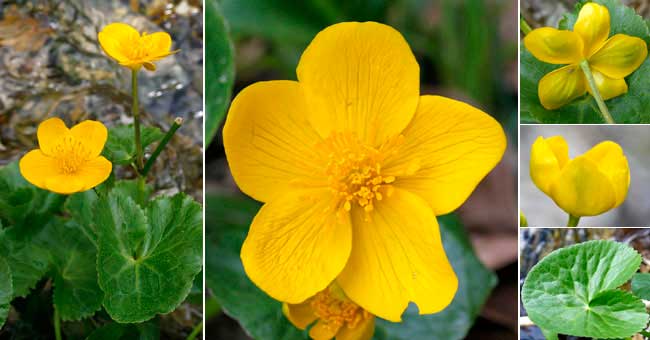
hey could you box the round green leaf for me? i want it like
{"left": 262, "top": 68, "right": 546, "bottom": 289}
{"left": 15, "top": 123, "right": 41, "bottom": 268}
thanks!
{"left": 522, "top": 240, "right": 648, "bottom": 338}
{"left": 205, "top": 195, "right": 495, "bottom": 340}
{"left": 631, "top": 272, "right": 650, "bottom": 300}
{"left": 0, "top": 257, "right": 13, "bottom": 328}
{"left": 96, "top": 192, "right": 202, "bottom": 323}
{"left": 205, "top": 0, "right": 235, "bottom": 145}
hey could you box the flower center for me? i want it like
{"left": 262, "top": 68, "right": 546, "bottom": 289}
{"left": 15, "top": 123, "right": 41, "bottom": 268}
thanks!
{"left": 319, "top": 132, "right": 400, "bottom": 213}
{"left": 128, "top": 33, "right": 155, "bottom": 60}
{"left": 52, "top": 135, "right": 91, "bottom": 175}
{"left": 310, "top": 286, "right": 371, "bottom": 331}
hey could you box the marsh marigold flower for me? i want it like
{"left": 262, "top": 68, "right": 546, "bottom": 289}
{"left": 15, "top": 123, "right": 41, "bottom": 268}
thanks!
{"left": 284, "top": 284, "right": 374, "bottom": 340}
{"left": 524, "top": 3, "right": 648, "bottom": 110}
{"left": 530, "top": 136, "right": 629, "bottom": 217}
{"left": 19, "top": 117, "right": 111, "bottom": 194}
{"left": 223, "top": 22, "right": 506, "bottom": 322}
{"left": 98, "top": 22, "right": 177, "bottom": 71}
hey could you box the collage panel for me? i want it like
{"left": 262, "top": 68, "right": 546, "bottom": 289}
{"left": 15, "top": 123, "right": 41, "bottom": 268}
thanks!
{"left": 520, "top": 228, "right": 650, "bottom": 339}
{"left": 204, "top": 1, "right": 518, "bottom": 339}
{"left": 0, "top": 1, "right": 203, "bottom": 339}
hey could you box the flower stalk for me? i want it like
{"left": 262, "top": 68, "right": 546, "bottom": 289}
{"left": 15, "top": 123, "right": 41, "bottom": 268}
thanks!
{"left": 142, "top": 117, "right": 183, "bottom": 177}
{"left": 566, "top": 214, "right": 580, "bottom": 228}
{"left": 520, "top": 16, "right": 532, "bottom": 35}
{"left": 579, "top": 60, "right": 615, "bottom": 124}
{"left": 132, "top": 69, "right": 144, "bottom": 171}
{"left": 54, "top": 308, "right": 62, "bottom": 340}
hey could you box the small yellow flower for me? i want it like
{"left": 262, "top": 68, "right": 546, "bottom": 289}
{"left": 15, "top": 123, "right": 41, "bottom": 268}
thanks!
{"left": 98, "top": 22, "right": 177, "bottom": 71}
{"left": 19, "top": 117, "right": 112, "bottom": 194}
{"left": 284, "top": 285, "right": 374, "bottom": 340}
{"left": 524, "top": 3, "right": 648, "bottom": 110}
{"left": 224, "top": 22, "right": 506, "bottom": 321}
{"left": 530, "top": 136, "right": 629, "bottom": 217}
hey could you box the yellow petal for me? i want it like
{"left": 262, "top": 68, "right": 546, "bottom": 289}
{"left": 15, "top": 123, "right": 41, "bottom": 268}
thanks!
{"left": 142, "top": 32, "right": 173, "bottom": 58}
{"left": 574, "top": 3, "right": 610, "bottom": 57}
{"left": 549, "top": 157, "right": 617, "bottom": 217}
{"left": 98, "top": 22, "right": 140, "bottom": 64}
{"left": 143, "top": 62, "right": 156, "bottom": 71}
{"left": 223, "top": 81, "right": 325, "bottom": 203}
{"left": 77, "top": 157, "right": 112, "bottom": 191}
{"left": 582, "top": 141, "right": 629, "bottom": 207}
{"left": 538, "top": 64, "right": 586, "bottom": 110}
{"left": 297, "top": 22, "right": 419, "bottom": 147}
{"left": 283, "top": 301, "right": 318, "bottom": 330}
{"left": 37, "top": 117, "right": 69, "bottom": 155}
{"left": 587, "top": 69, "right": 628, "bottom": 100}
{"left": 337, "top": 189, "right": 457, "bottom": 322}
{"left": 19, "top": 150, "right": 59, "bottom": 190}
{"left": 240, "top": 190, "right": 352, "bottom": 304}
{"left": 589, "top": 34, "right": 648, "bottom": 79}
{"left": 310, "top": 319, "right": 341, "bottom": 340}
{"left": 524, "top": 27, "right": 584, "bottom": 64}
{"left": 44, "top": 175, "right": 85, "bottom": 195}
{"left": 70, "top": 120, "right": 108, "bottom": 158}
{"left": 529, "top": 136, "right": 569, "bottom": 195}
{"left": 336, "top": 317, "right": 375, "bottom": 340}
{"left": 383, "top": 95, "right": 505, "bottom": 215}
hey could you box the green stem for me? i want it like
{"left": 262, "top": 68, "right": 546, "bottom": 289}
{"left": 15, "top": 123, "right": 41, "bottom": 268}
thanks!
{"left": 186, "top": 321, "right": 203, "bottom": 340}
{"left": 520, "top": 16, "right": 532, "bottom": 35}
{"left": 142, "top": 117, "right": 183, "bottom": 177}
{"left": 579, "top": 60, "right": 615, "bottom": 124}
{"left": 566, "top": 214, "right": 580, "bottom": 228}
{"left": 54, "top": 308, "right": 62, "bottom": 340}
{"left": 131, "top": 69, "right": 144, "bottom": 171}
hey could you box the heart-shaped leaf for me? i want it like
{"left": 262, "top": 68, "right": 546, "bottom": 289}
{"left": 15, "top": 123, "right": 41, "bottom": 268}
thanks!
{"left": 0, "top": 226, "right": 49, "bottom": 298}
{"left": 96, "top": 191, "right": 202, "bottom": 323}
{"left": 205, "top": 194, "right": 496, "bottom": 340}
{"left": 520, "top": 0, "right": 650, "bottom": 123}
{"left": 522, "top": 240, "right": 648, "bottom": 338}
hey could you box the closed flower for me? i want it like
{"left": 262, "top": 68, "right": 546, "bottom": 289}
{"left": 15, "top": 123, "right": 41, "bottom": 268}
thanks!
{"left": 530, "top": 136, "right": 629, "bottom": 217}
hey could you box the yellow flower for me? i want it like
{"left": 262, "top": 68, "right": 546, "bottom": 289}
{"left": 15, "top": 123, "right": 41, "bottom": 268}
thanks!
{"left": 524, "top": 3, "right": 648, "bottom": 110}
{"left": 223, "top": 22, "right": 506, "bottom": 321}
{"left": 530, "top": 136, "right": 629, "bottom": 217}
{"left": 283, "top": 285, "right": 374, "bottom": 340}
{"left": 19, "top": 118, "right": 112, "bottom": 195}
{"left": 98, "top": 22, "right": 177, "bottom": 71}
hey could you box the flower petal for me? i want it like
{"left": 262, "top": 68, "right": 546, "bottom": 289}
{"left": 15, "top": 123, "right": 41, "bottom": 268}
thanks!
{"left": 383, "top": 95, "right": 506, "bottom": 215}
{"left": 538, "top": 64, "right": 586, "bottom": 110}
{"left": 283, "top": 301, "right": 317, "bottom": 330}
{"left": 297, "top": 22, "right": 419, "bottom": 146}
{"left": 549, "top": 157, "right": 617, "bottom": 217}
{"left": 77, "top": 156, "right": 112, "bottom": 191}
{"left": 529, "top": 136, "right": 569, "bottom": 195}
{"left": 589, "top": 34, "right": 648, "bottom": 79}
{"left": 44, "top": 175, "right": 85, "bottom": 195}
{"left": 574, "top": 3, "right": 610, "bottom": 57}
{"left": 337, "top": 189, "right": 457, "bottom": 322}
{"left": 70, "top": 120, "right": 108, "bottom": 158}
{"left": 337, "top": 317, "right": 375, "bottom": 340}
{"left": 241, "top": 190, "right": 352, "bottom": 304}
{"left": 524, "top": 27, "right": 584, "bottom": 64}
{"left": 310, "top": 319, "right": 341, "bottom": 340}
{"left": 37, "top": 117, "right": 69, "bottom": 155}
{"left": 587, "top": 69, "right": 628, "bottom": 100}
{"left": 223, "top": 81, "right": 325, "bottom": 203}
{"left": 98, "top": 23, "right": 140, "bottom": 64}
{"left": 582, "top": 141, "right": 629, "bottom": 207}
{"left": 19, "top": 150, "right": 59, "bottom": 190}
{"left": 142, "top": 31, "right": 172, "bottom": 57}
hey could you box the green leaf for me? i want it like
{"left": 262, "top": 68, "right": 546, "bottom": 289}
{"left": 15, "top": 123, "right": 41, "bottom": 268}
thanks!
{"left": 104, "top": 125, "right": 163, "bottom": 165}
{"left": 205, "top": 0, "right": 235, "bottom": 146}
{"left": 631, "top": 273, "right": 650, "bottom": 299}
{"left": 43, "top": 219, "right": 103, "bottom": 321}
{"left": 0, "top": 225, "right": 50, "bottom": 298}
{"left": 96, "top": 192, "right": 202, "bottom": 323}
{"left": 520, "top": 0, "right": 650, "bottom": 123}
{"left": 376, "top": 214, "right": 497, "bottom": 340}
{"left": 522, "top": 240, "right": 648, "bottom": 339}
{"left": 0, "top": 257, "right": 13, "bottom": 328}
{"left": 0, "top": 162, "right": 65, "bottom": 229}
{"left": 86, "top": 319, "right": 160, "bottom": 340}
{"left": 205, "top": 194, "right": 495, "bottom": 340}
